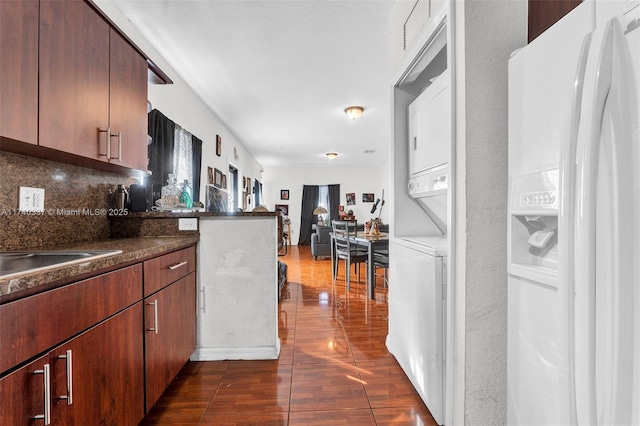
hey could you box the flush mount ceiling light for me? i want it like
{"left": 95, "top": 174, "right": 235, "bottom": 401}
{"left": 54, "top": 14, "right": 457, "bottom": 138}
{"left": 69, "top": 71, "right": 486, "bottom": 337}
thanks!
{"left": 344, "top": 106, "right": 364, "bottom": 120}
{"left": 326, "top": 152, "right": 338, "bottom": 159}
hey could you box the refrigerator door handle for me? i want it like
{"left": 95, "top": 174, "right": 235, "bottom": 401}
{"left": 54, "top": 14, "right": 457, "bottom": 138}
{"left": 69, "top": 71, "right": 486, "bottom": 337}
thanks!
{"left": 559, "top": 30, "right": 592, "bottom": 426}
{"left": 575, "top": 17, "right": 638, "bottom": 425}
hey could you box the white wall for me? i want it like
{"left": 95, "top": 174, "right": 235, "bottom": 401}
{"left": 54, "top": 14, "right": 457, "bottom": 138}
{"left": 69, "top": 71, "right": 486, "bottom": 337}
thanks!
{"left": 262, "top": 165, "right": 389, "bottom": 245}
{"left": 94, "top": 1, "right": 263, "bottom": 207}
{"left": 452, "top": 1, "right": 527, "bottom": 424}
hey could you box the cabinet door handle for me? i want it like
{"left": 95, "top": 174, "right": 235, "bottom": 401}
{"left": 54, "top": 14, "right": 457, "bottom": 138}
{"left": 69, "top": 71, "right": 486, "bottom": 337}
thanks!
{"left": 33, "top": 364, "right": 51, "bottom": 425}
{"left": 110, "top": 131, "right": 122, "bottom": 162}
{"left": 98, "top": 127, "right": 110, "bottom": 158}
{"left": 147, "top": 300, "right": 159, "bottom": 334}
{"left": 414, "top": 136, "right": 417, "bottom": 151}
{"left": 57, "top": 350, "right": 73, "bottom": 405}
{"left": 168, "top": 261, "right": 188, "bottom": 270}
{"left": 199, "top": 287, "right": 205, "bottom": 312}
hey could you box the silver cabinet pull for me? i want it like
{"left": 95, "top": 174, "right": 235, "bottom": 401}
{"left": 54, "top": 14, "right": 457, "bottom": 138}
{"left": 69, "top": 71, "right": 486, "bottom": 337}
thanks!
{"left": 98, "top": 127, "right": 110, "bottom": 158}
{"left": 57, "top": 350, "right": 73, "bottom": 405}
{"left": 33, "top": 364, "right": 51, "bottom": 425}
{"left": 168, "top": 261, "right": 188, "bottom": 270}
{"left": 199, "top": 287, "right": 205, "bottom": 312}
{"left": 110, "top": 131, "right": 122, "bottom": 162}
{"left": 414, "top": 136, "right": 417, "bottom": 151}
{"left": 147, "top": 300, "right": 159, "bottom": 334}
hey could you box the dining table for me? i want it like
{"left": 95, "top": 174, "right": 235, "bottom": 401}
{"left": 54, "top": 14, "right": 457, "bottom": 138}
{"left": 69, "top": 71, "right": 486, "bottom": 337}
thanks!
{"left": 350, "top": 232, "right": 389, "bottom": 299}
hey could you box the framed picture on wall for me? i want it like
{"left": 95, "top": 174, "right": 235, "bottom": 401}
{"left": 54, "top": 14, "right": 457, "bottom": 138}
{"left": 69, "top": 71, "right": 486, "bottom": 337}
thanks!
{"left": 206, "top": 185, "right": 228, "bottom": 212}
{"left": 221, "top": 174, "right": 227, "bottom": 189}
{"left": 208, "top": 167, "right": 214, "bottom": 185}
{"left": 216, "top": 135, "right": 222, "bottom": 156}
{"left": 275, "top": 204, "right": 289, "bottom": 216}
{"left": 280, "top": 189, "right": 289, "bottom": 200}
{"left": 346, "top": 193, "right": 356, "bottom": 206}
{"left": 362, "top": 193, "right": 375, "bottom": 202}
{"left": 214, "top": 168, "right": 223, "bottom": 188}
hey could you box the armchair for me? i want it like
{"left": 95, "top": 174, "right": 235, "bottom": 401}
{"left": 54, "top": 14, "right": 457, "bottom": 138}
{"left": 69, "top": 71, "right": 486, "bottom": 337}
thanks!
{"left": 311, "top": 225, "right": 333, "bottom": 259}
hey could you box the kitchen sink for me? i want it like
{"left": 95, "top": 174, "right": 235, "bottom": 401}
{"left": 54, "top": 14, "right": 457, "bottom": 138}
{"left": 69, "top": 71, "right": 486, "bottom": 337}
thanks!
{"left": 0, "top": 250, "right": 123, "bottom": 279}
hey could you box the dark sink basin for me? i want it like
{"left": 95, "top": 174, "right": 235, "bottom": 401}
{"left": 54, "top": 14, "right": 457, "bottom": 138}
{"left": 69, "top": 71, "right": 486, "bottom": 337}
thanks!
{"left": 0, "top": 250, "right": 122, "bottom": 279}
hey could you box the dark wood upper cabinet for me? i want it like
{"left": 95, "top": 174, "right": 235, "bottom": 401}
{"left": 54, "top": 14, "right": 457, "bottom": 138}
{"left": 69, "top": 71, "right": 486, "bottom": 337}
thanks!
{"left": 38, "top": 0, "right": 148, "bottom": 170}
{"left": 528, "top": 0, "right": 582, "bottom": 43}
{"left": 109, "top": 29, "right": 149, "bottom": 171}
{"left": 0, "top": 0, "right": 39, "bottom": 145}
{"left": 39, "top": 0, "right": 111, "bottom": 160}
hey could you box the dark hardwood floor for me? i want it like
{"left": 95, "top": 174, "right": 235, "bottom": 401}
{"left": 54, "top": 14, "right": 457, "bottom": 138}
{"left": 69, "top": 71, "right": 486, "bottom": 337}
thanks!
{"left": 141, "top": 245, "right": 437, "bottom": 425}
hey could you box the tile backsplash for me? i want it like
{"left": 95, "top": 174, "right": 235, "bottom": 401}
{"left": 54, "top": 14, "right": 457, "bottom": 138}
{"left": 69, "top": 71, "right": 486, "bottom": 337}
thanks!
{"left": 0, "top": 151, "right": 139, "bottom": 250}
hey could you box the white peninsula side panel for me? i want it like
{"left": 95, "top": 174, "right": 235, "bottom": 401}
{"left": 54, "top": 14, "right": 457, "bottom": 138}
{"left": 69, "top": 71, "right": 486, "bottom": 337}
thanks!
{"left": 192, "top": 216, "right": 280, "bottom": 360}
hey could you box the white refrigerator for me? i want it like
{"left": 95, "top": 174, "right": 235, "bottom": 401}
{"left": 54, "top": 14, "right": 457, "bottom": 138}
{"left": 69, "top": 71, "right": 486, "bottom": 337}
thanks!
{"left": 508, "top": 0, "right": 640, "bottom": 424}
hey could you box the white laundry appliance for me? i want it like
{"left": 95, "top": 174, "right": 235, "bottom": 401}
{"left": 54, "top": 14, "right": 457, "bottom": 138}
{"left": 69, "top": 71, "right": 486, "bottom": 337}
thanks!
{"left": 507, "top": 1, "right": 640, "bottom": 424}
{"left": 388, "top": 160, "right": 449, "bottom": 426}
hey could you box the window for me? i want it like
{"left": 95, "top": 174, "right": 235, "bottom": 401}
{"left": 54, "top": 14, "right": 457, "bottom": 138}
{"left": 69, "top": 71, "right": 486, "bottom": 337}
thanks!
{"left": 173, "top": 125, "right": 193, "bottom": 189}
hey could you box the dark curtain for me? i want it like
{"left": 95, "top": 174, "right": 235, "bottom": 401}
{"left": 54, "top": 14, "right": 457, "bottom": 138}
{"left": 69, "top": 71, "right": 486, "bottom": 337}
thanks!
{"left": 191, "top": 136, "right": 203, "bottom": 202}
{"left": 253, "top": 180, "right": 263, "bottom": 206}
{"left": 148, "top": 109, "right": 175, "bottom": 205}
{"left": 328, "top": 184, "right": 340, "bottom": 224}
{"left": 298, "top": 185, "right": 319, "bottom": 245}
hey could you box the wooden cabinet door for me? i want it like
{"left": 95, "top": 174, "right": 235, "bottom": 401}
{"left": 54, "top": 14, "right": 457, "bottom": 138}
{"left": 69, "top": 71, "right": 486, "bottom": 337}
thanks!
{"left": 144, "top": 273, "right": 197, "bottom": 410}
{"left": 39, "top": 0, "right": 110, "bottom": 160}
{"left": 0, "top": 354, "right": 51, "bottom": 425}
{"left": 109, "top": 28, "right": 149, "bottom": 171}
{"left": 51, "top": 303, "right": 145, "bottom": 425}
{"left": 0, "top": 0, "right": 38, "bottom": 144}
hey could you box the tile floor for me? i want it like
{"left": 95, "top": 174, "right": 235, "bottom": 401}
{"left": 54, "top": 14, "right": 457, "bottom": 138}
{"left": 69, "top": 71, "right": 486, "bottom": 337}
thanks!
{"left": 141, "top": 245, "right": 437, "bottom": 425}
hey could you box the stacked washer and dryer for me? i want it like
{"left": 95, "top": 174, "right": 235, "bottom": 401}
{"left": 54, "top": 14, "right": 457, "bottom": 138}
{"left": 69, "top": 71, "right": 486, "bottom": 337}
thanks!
{"left": 387, "top": 48, "right": 450, "bottom": 425}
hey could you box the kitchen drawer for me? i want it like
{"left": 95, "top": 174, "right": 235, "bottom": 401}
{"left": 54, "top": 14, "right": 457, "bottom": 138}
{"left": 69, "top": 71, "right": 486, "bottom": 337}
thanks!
{"left": 0, "top": 264, "right": 142, "bottom": 375}
{"left": 143, "top": 246, "right": 196, "bottom": 297}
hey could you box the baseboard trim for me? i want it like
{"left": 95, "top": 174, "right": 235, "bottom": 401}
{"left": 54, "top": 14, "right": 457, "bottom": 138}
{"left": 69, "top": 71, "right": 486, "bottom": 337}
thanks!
{"left": 190, "top": 341, "right": 281, "bottom": 361}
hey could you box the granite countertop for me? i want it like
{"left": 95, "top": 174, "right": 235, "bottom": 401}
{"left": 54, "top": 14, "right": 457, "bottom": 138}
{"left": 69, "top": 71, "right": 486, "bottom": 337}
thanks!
{"left": 110, "top": 211, "right": 280, "bottom": 218}
{"left": 0, "top": 236, "right": 199, "bottom": 302}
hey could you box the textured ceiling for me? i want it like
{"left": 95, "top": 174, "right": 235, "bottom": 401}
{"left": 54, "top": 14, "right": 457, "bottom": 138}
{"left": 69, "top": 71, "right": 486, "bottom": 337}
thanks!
{"left": 112, "top": 0, "right": 395, "bottom": 167}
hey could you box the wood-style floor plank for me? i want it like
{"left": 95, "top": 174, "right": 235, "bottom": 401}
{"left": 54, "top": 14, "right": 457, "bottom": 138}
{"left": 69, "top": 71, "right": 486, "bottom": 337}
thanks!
{"left": 141, "top": 245, "right": 437, "bottom": 425}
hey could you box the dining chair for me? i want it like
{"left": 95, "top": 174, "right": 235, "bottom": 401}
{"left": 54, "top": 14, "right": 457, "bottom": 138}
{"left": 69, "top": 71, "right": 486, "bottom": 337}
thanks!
{"left": 372, "top": 253, "right": 389, "bottom": 288}
{"left": 331, "top": 220, "right": 368, "bottom": 290}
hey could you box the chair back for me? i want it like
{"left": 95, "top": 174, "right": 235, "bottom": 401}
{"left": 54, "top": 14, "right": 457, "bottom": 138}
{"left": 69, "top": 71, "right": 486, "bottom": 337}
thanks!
{"left": 332, "top": 220, "right": 357, "bottom": 236}
{"left": 332, "top": 221, "right": 358, "bottom": 254}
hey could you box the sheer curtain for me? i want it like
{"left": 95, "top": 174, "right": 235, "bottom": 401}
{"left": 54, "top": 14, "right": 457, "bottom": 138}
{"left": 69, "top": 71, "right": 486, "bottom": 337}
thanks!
{"left": 173, "top": 124, "right": 193, "bottom": 190}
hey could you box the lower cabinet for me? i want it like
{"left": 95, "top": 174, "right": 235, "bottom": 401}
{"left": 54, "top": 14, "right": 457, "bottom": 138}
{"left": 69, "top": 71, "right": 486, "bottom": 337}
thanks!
{"left": 0, "top": 303, "right": 144, "bottom": 425}
{"left": 0, "top": 244, "right": 197, "bottom": 423}
{"left": 144, "top": 272, "right": 197, "bottom": 411}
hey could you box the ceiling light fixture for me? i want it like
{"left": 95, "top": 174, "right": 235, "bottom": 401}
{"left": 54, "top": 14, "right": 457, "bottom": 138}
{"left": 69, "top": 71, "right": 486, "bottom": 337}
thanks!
{"left": 326, "top": 152, "right": 338, "bottom": 159}
{"left": 344, "top": 106, "right": 364, "bottom": 120}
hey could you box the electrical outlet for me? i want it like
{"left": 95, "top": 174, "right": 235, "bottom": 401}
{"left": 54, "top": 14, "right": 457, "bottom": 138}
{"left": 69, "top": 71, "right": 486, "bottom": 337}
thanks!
{"left": 19, "top": 187, "right": 45, "bottom": 212}
{"left": 178, "top": 218, "right": 198, "bottom": 231}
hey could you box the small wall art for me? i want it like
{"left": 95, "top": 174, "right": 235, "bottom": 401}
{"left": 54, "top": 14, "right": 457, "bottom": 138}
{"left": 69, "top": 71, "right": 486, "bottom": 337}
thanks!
{"left": 216, "top": 135, "right": 222, "bottom": 157}
{"left": 207, "top": 167, "right": 214, "bottom": 185}
{"left": 346, "top": 193, "right": 356, "bottom": 206}
{"left": 362, "top": 193, "right": 375, "bottom": 203}
{"left": 206, "top": 185, "right": 228, "bottom": 212}
{"left": 221, "top": 174, "right": 227, "bottom": 189}
{"left": 214, "top": 168, "right": 223, "bottom": 188}
{"left": 275, "top": 204, "right": 289, "bottom": 216}
{"left": 280, "top": 189, "right": 289, "bottom": 200}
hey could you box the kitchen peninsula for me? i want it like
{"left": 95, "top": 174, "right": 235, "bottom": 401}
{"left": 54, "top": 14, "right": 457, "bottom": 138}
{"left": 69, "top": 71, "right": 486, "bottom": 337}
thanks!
{"left": 110, "top": 211, "right": 282, "bottom": 361}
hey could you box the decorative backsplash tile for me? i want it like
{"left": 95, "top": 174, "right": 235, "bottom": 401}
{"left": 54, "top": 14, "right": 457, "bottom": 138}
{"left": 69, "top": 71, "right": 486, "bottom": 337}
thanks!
{"left": 0, "top": 152, "right": 139, "bottom": 250}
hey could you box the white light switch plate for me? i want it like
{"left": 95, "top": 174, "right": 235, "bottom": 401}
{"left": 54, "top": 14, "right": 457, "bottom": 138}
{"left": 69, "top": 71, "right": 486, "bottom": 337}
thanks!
{"left": 19, "top": 187, "right": 45, "bottom": 212}
{"left": 178, "top": 218, "right": 198, "bottom": 231}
